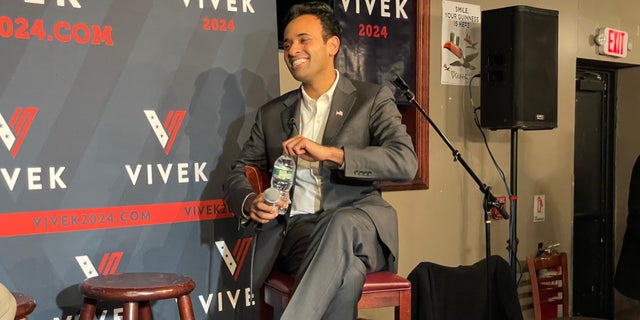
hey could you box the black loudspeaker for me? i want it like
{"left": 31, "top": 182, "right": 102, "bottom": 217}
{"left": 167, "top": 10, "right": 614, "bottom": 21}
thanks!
{"left": 481, "top": 6, "right": 558, "bottom": 130}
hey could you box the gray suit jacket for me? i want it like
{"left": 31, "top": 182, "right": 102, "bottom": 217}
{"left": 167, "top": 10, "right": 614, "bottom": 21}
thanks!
{"left": 223, "top": 76, "right": 417, "bottom": 286}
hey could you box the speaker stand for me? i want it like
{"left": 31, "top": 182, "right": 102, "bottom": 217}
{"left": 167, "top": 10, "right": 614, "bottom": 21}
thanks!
{"left": 508, "top": 129, "right": 519, "bottom": 278}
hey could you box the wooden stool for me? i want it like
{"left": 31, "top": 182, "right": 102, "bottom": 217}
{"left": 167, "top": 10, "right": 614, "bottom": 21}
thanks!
{"left": 260, "top": 270, "right": 411, "bottom": 320}
{"left": 79, "top": 272, "right": 196, "bottom": 320}
{"left": 12, "top": 292, "right": 36, "bottom": 320}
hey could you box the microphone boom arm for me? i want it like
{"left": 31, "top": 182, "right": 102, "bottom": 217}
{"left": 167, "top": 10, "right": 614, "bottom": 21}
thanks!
{"left": 392, "top": 76, "right": 509, "bottom": 220}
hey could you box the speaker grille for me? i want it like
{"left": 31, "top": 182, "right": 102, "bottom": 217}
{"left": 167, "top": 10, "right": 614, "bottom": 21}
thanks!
{"left": 481, "top": 6, "right": 558, "bottom": 130}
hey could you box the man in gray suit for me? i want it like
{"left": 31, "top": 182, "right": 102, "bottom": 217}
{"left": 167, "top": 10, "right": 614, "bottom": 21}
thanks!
{"left": 223, "top": 2, "right": 417, "bottom": 319}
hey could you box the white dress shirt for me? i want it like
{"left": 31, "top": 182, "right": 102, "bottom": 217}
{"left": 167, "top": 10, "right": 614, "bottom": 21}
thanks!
{"left": 290, "top": 71, "right": 340, "bottom": 216}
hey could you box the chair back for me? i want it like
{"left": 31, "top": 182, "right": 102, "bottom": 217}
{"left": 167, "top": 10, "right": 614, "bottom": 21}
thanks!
{"left": 527, "top": 252, "right": 569, "bottom": 320}
{"left": 244, "top": 165, "right": 270, "bottom": 193}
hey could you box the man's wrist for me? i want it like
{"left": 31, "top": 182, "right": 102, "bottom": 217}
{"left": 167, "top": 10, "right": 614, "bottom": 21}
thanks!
{"left": 322, "top": 147, "right": 345, "bottom": 170}
{"left": 330, "top": 146, "right": 345, "bottom": 168}
{"left": 241, "top": 193, "right": 256, "bottom": 223}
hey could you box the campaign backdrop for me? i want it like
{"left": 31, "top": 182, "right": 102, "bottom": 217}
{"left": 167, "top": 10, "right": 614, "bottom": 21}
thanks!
{"left": 0, "top": 0, "right": 417, "bottom": 319}
{"left": 0, "top": 0, "right": 279, "bottom": 319}
{"left": 334, "top": 0, "right": 415, "bottom": 103}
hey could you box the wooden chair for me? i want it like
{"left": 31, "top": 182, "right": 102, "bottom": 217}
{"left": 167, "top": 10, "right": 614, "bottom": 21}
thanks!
{"left": 78, "top": 272, "right": 195, "bottom": 320}
{"left": 244, "top": 166, "right": 412, "bottom": 320}
{"left": 11, "top": 292, "right": 36, "bottom": 320}
{"left": 527, "top": 252, "right": 605, "bottom": 320}
{"left": 527, "top": 252, "right": 569, "bottom": 320}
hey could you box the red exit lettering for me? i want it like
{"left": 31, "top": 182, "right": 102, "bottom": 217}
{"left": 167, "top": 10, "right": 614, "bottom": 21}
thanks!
{"left": 607, "top": 29, "right": 626, "bottom": 55}
{"left": 601, "top": 28, "right": 628, "bottom": 58}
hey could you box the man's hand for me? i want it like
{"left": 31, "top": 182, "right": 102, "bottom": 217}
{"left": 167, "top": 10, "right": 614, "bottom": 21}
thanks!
{"left": 243, "top": 193, "right": 288, "bottom": 224}
{"left": 282, "top": 134, "right": 344, "bottom": 165}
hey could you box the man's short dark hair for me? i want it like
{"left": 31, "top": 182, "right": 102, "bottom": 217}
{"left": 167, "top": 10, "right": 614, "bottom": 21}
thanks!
{"left": 283, "top": 1, "right": 342, "bottom": 42}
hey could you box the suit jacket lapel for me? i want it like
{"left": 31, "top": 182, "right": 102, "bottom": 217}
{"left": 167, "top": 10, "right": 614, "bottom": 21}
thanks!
{"left": 280, "top": 90, "right": 301, "bottom": 138}
{"left": 323, "top": 77, "right": 356, "bottom": 145}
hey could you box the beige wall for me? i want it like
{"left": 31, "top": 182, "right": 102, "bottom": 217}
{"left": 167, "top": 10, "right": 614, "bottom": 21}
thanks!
{"left": 278, "top": 1, "right": 640, "bottom": 318}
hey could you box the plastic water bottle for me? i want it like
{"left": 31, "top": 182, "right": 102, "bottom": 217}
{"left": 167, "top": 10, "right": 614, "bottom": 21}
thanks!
{"left": 270, "top": 154, "right": 296, "bottom": 215}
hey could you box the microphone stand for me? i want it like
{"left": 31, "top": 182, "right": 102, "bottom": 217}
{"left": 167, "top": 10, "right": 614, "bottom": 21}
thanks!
{"left": 392, "top": 76, "right": 509, "bottom": 320}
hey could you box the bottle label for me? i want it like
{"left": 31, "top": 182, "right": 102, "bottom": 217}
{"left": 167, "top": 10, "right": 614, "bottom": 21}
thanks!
{"left": 274, "top": 167, "right": 293, "bottom": 181}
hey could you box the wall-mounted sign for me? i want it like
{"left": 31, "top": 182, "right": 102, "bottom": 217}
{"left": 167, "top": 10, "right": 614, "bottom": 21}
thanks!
{"left": 441, "top": 0, "right": 481, "bottom": 86}
{"left": 596, "top": 27, "right": 629, "bottom": 58}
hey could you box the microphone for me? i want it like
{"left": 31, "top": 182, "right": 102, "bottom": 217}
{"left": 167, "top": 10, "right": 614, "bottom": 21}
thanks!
{"left": 391, "top": 74, "right": 410, "bottom": 91}
{"left": 496, "top": 203, "right": 510, "bottom": 220}
{"left": 252, "top": 187, "right": 280, "bottom": 230}
{"left": 391, "top": 73, "right": 415, "bottom": 102}
{"left": 287, "top": 117, "right": 298, "bottom": 137}
{"left": 263, "top": 187, "right": 280, "bottom": 206}
{"left": 488, "top": 196, "right": 510, "bottom": 220}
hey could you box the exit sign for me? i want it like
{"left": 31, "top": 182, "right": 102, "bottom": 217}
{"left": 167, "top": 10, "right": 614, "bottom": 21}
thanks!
{"left": 598, "top": 28, "right": 628, "bottom": 58}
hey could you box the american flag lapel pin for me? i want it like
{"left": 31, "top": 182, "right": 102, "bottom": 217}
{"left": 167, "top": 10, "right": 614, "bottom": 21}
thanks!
{"left": 335, "top": 110, "right": 343, "bottom": 116}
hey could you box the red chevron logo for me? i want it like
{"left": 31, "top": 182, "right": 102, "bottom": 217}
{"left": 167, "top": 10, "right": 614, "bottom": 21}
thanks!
{"left": 75, "top": 251, "right": 124, "bottom": 278}
{"left": 215, "top": 237, "right": 253, "bottom": 280}
{"left": 144, "top": 109, "right": 186, "bottom": 154}
{"left": 0, "top": 107, "right": 38, "bottom": 158}
{"left": 97, "top": 251, "right": 123, "bottom": 275}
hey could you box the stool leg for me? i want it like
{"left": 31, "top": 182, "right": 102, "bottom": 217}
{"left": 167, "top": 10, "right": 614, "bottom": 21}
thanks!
{"left": 176, "top": 295, "right": 195, "bottom": 320}
{"left": 79, "top": 298, "right": 97, "bottom": 320}
{"left": 123, "top": 302, "right": 138, "bottom": 320}
{"left": 138, "top": 301, "right": 152, "bottom": 320}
